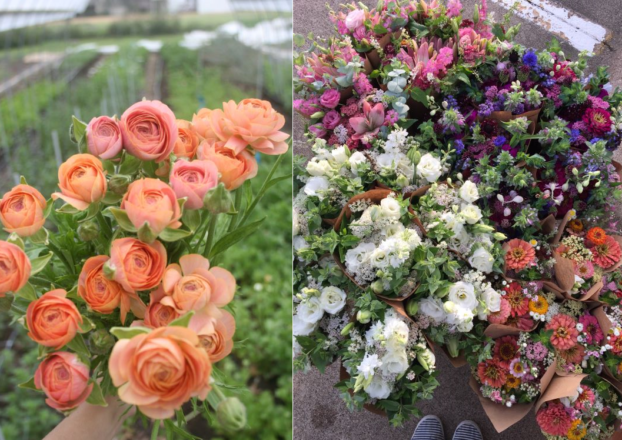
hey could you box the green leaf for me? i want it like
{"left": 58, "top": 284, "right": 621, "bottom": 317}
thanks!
{"left": 29, "top": 227, "right": 49, "bottom": 244}
{"left": 43, "top": 198, "right": 54, "bottom": 218}
{"left": 169, "top": 311, "right": 195, "bottom": 328}
{"left": 65, "top": 334, "right": 91, "bottom": 358}
{"left": 119, "top": 153, "right": 142, "bottom": 175}
{"left": 18, "top": 377, "right": 41, "bottom": 392}
{"left": 159, "top": 227, "right": 193, "bottom": 242}
{"left": 110, "top": 326, "right": 151, "bottom": 340}
{"left": 86, "top": 381, "right": 108, "bottom": 407}
{"left": 108, "top": 207, "right": 137, "bottom": 232}
{"left": 80, "top": 201, "right": 101, "bottom": 223}
{"left": 410, "top": 87, "right": 429, "bottom": 107}
{"left": 209, "top": 217, "right": 266, "bottom": 259}
{"left": 101, "top": 191, "right": 123, "bottom": 205}
{"left": 56, "top": 203, "right": 80, "bottom": 215}
{"left": 293, "top": 33, "right": 305, "bottom": 47}
{"left": 15, "top": 282, "right": 37, "bottom": 301}
{"left": 72, "top": 116, "right": 87, "bottom": 144}
{"left": 30, "top": 252, "right": 53, "bottom": 275}
{"left": 79, "top": 315, "right": 96, "bottom": 333}
{"left": 6, "top": 233, "right": 24, "bottom": 250}
{"left": 456, "top": 72, "right": 471, "bottom": 86}
{"left": 182, "top": 209, "right": 201, "bottom": 233}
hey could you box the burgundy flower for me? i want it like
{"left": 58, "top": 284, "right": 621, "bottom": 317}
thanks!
{"left": 582, "top": 108, "right": 612, "bottom": 136}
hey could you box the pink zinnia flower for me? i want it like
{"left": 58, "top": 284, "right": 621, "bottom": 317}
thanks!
{"left": 504, "top": 282, "right": 530, "bottom": 317}
{"left": 546, "top": 314, "right": 578, "bottom": 350}
{"left": 559, "top": 344, "right": 585, "bottom": 365}
{"left": 591, "top": 235, "right": 622, "bottom": 269}
{"left": 505, "top": 239, "right": 535, "bottom": 271}
{"left": 488, "top": 298, "right": 511, "bottom": 324}
{"left": 536, "top": 403, "right": 573, "bottom": 436}
{"left": 582, "top": 108, "right": 612, "bottom": 136}
{"left": 509, "top": 358, "right": 526, "bottom": 378}
{"left": 477, "top": 358, "right": 507, "bottom": 388}
{"left": 579, "top": 314, "right": 604, "bottom": 345}
{"left": 574, "top": 385, "right": 595, "bottom": 411}
{"left": 494, "top": 336, "right": 519, "bottom": 368}
{"left": 573, "top": 260, "right": 594, "bottom": 278}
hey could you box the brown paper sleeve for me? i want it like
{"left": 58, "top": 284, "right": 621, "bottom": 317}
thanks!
{"left": 551, "top": 210, "right": 575, "bottom": 245}
{"left": 333, "top": 189, "right": 395, "bottom": 232}
{"left": 553, "top": 252, "right": 576, "bottom": 293}
{"left": 485, "top": 108, "right": 541, "bottom": 135}
{"left": 540, "top": 214, "right": 557, "bottom": 236}
{"left": 534, "top": 373, "right": 587, "bottom": 413}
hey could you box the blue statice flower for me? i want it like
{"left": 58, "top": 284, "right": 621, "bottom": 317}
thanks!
{"left": 445, "top": 95, "right": 458, "bottom": 109}
{"left": 569, "top": 129, "right": 581, "bottom": 143}
{"left": 494, "top": 136, "right": 507, "bottom": 147}
{"left": 478, "top": 101, "right": 494, "bottom": 117}
{"left": 454, "top": 139, "right": 465, "bottom": 154}
{"left": 523, "top": 50, "right": 538, "bottom": 68}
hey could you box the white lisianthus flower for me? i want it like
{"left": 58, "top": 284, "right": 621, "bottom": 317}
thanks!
{"left": 447, "top": 282, "right": 478, "bottom": 311}
{"left": 440, "top": 211, "right": 465, "bottom": 238}
{"left": 382, "top": 222, "right": 405, "bottom": 237}
{"left": 364, "top": 375, "right": 392, "bottom": 399}
{"left": 345, "top": 242, "right": 376, "bottom": 273}
{"left": 369, "top": 247, "right": 389, "bottom": 269}
{"left": 378, "top": 237, "right": 410, "bottom": 268}
{"left": 416, "top": 153, "right": 442, "bottom": 183}
{"left": 357, "top": 353, "right": 381, "bottom": 379}
{"left": 479, "top": 286, "right": 502, "bottom": 320}
{"left": 319, "top": 286, "right": 347, "bottom": 314}
{"left": 397, "top": 156, "right": 415, "bottom": 180}
{"left": 331, "top": 145, "right": 349, "bottom": 163}
{"left": 381, "top": 350, "right": 409, "bottom": 375}
{"left": 460, "top": 203, "right": 483, "bottom": 224}
{"left": 303, "top": 176, "right": 330, "bottom": 199}
{"left": 365, "top": 321, "right": 384, "bottom": 345}
{"left": 468, "top": 247, "right": 494, "bottom": 273}
{"left": 383, "top": 314, "right": 409, "bottom": 349}
{"left": 293, "top": 236, "right": 309, "bottom": 252}
{"left": 459, "top": 180, "right": 480, "bottom": 203}
{"left": 293, "top": 315, "right": 317, "bottom": 336}
{"left": 306, "top": 159, "right": 332, "bottom": 176}
{"left": 380, "top": 197, "right": 402, "bottom": 220}
{"left": 349, "top": 151, "right": 367, "bottom": 175}
{"left": 444, "top": 301, "right": 474, "bottom": 331}
{"left": 376, "top": 152, "right": 402, "bottom": 171}
{"left": 402, "top": 229, "right": 421, "bottom": 250}
{"left": 297, "top": 297, "right": 324, "bottom": 324}
{"left": 419, "top": 297, "right": 446, "bottom": 323}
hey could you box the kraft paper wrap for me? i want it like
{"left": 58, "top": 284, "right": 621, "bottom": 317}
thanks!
{"left": 534, "top": 372, "right": 587, "bottom": 413}
{"left": 365, "top": 32, "right": 400, "bottom": 68}
{"left": 484, "top": 108, "right": 542, "bottom": 135}
{"left": 591, "top": 306, "right": 622, "bottom": 396}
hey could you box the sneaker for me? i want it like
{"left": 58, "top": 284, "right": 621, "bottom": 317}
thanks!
{"left": 411, "top": 415, "right": 445, "bottom": 440}
{"left": 452, "top": 421, "right": 483, "bottom": 440}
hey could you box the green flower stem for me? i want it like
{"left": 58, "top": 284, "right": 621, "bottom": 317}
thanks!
{"left": 47, "top": 241, "right": 75, "bottom": 275}
{"left": 203, "top": 214, "right": 219, "bottom": 258}
{"left": 150, "top": 420, "right": 160, "bottom": 440}
{"left": 192, "top": 211, "right": 210, "bottom": 253}
{"left": 96, "top": 211, "right": 112, "bottom": 241}
{"left": 227, "top": 189, "right": 244, "bottom": 233}
{"left": 239, "top": 154, "right": 283, "bottom": 227}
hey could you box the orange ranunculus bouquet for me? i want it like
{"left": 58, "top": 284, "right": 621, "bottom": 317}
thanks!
{"left": 0, "top": 98, "right": 289, "bottom": 436}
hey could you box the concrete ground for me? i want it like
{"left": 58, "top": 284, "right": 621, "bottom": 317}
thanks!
{"left": 293, "top": 0, "right": 622, "bottom": 439}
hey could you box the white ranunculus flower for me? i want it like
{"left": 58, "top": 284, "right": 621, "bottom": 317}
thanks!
{"left": 306, "top": 159, "right": 332, "bottom": 176}
{"left": 293, "top": 211, "right": 300, "bottom": 236}
{"left": 419, "top": 296, "right": 446, "bottom": 323}
{"left": 303, "top": 176, "right": 330, "bottom": 199}
{"left": 357, "top": 353, "right": 381, "bottom": 379}
{"left": 349, "top": 151, "right": 367, "bottom": 175}
{"left": 364, "top": 375, "right": 392, "bottom": 399}
{"left": 447, "top": 282, "right": 478, "bottom": 311}
{"left": 293, "top": 315, "right": 317, "bottom": 336}
{"left": 344, "top": 242, "right": 376, "bottom": 273}
{"left": 416, "top": 153, "right": 442, "bottom": 183}
{"left": 479, "top": 286, "right": 501, "bottom": 320}
{"left": 468, "top": 247, "right": 494, "bottom": 274}
{"left": 381, "top": 350, "right": 409, "bottom": 375}
{"left": 296, "top": 297, "right": 324, "bottom": 324}
{"left": 459, "top": 180, "right": 480, "bottom": 203}
{"left": 331, "top": 145, "right": 349, "bottom": 163}
{"left": 319, "top": 286, "right": 347, "bottom": 314}
{"left": 460, "top": 203, "right": 483, "bottom": 225}
{"left": 380, "top": 197, "right": 402, "bottom": 220}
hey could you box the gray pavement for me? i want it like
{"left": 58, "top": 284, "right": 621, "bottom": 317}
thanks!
{"left": 293, "top": 1, "right": 622, "bottom": 438}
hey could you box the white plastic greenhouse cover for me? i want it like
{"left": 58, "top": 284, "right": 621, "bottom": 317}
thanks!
{"left": 0, "top": 0, "right": 90, "bottom": 31}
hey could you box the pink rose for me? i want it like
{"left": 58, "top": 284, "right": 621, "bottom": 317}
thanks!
{"left": 170, "top": 159, "right": 219, "bottom": 210}
{"left": 319, "top": 89, "right": 340, "bottom": 109}
{"left": 345, "top": 9, "right": 365, "bottom": 30}
{"left": 34, "top": 352, "right": 93, "bottom": 411}
{"left": 86, "top": 116, "right": 123, "bottom": 159}
{"left": 322, "top": 110, "right": 341, "bottom": 130}
{"left": 120, "top": 100, "right": 177, "bottom": 163}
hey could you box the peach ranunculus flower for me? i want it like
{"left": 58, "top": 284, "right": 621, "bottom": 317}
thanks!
{"left": 191, "top": 108, "right": 218, "bottom": 140}
{"left": 108, "top": 238, "right": 167, "bottom": 292}
{"left": 0, "top": 184, "right": 47, "bottom": 237}
{"left": 34, "top": 352, "right": 93, "bottom": 411}
{"left": 174, "top": 119, "right": 201, "bottom": 159}
{"left": 197, "top": 139, "right": 258, "bottom": 190}
{"left": 78, "top": 256, "right": 147, "bottom": 324}
{"left": 86, "top": 115, "right": 123, "bottom": 160}
{"left": 189, "top": 309, "right": 236, "bottom": 362}
{"left": 26, "top": 289, "right": 83, "bottom": 349}
{"left": 121, "top": 178, "right": 182, "bottom": 238}
{"left": 170, "top": 159, "right": 219, "bottom": 210}
{"left": 141, "top": 289, "right": 181, "bottom": 328}
{"left": 0, "top": 240, "right": 31, "bottom": 296}
{"left": 109, "top": 326, "right": 211, "bottom": 419}
{"left": 207, "top": 99, "right": 289, "bottom": 155}
{"left": 159, "top": 254, "right": 236, "bottom": 314}
{"left": 51, "top": 154, "right": 107, "bottom": 211}
{"left": 120, "top": 100, "right": 177, "bottom": 163}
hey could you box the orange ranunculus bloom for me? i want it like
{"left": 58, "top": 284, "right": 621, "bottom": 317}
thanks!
{"left": 191, "top": 108, "right": 218, "bottom": 140}
{"left": 108, "top": 326, "right": 211, "bottom": 419}
{"left": 0, "top": 240, "right": 31, "bottom": 296}
{"left": 109, "top": 238, "right": 167, "bottom": 293}
{"left": 121, "top": 178, "right": 182, "bottom": 237}
{"left": 190, "top": 309, "right": 236, "bottom": 362}
{"left": 26, "top": 289, "right": 83, "bottom": 349}
{"left": 120, "top": 100, "right": 177, "bottom": 163}
{"left": 197, "top": 139, "right": 258, "bottom": 190}
{"left": 169, "top": 159, "right": 219, "bottom": 210}
{"left": 78, "top": 255, "right": 146, "bottom": 324}
{"left": 141, "top": 289, "right": 180, "bottom": 328}
{"left": 174, "top": 119, "right": 200, "bottom": 159}
{"left": 52, "top": 154, "right": 107, "bottom": 211}
{"left": 34, "top": 351, "right": 93, "bottom": 411}
{"left": 86, "top": 115, "right": 123, "bottom": 160}
{"left": 159, "top": 254, "right": 236, "bottom": 314}
{"left": 0, "top": 184, "right": 47, "bottom": 237}
{"left": 587, "top": 227, "right": 607, "bottom": 245}
{"left": 206, "top": 99, "right": 290, "bottom": 155}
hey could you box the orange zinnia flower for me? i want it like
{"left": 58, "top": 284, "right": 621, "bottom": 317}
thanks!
{"left": 587, "top": 227, "right": 607, "bottom": 245}
{"left": 568, "top": 219, "right": 584, "bottom": 233}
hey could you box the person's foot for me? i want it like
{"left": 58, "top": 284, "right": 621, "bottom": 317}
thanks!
{"left": 411, "top": 415, "right": 444, "bottom": 440}
{"left": 452, "top": 421, "right": 483, "bottom": 440}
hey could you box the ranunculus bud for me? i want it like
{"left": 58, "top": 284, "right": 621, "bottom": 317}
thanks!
{"left": 356, "top": 310, "right": 371, "bottom": 324}
{"left": 203, "top": 183, "right": 233, "bottom": 214}
{"left": 86, "top": 116, "right": 123, "bottom": 160}
{"left": 405, "top": 297, "right": 419, "bottom": 316}
{"left": 108, "top": 174, "right": 132, "bottom": 195}
{"left": 216, "top": 397, "right": 247, "bottom": 432}
{"left": 77, "top": 221, "right": 99, "bottom": 242}
{"left": 88, "top": 329, "right": 115, "bottom": 355}
{"left": 370, "top": 280, "right": 384, "bottom": 294}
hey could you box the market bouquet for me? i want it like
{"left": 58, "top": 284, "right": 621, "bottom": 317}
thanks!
{"left": 0, "top": 97, "right": 289, "bottom": 437}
